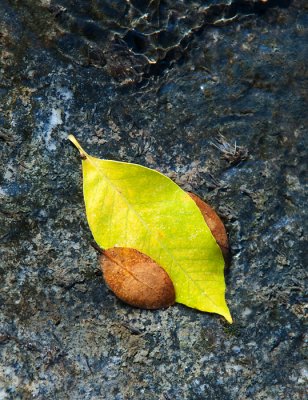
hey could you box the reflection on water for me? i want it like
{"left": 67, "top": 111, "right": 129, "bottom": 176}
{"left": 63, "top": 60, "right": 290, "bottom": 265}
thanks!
{"left": 8, "top": 0, "right": 291, "bottom": 83}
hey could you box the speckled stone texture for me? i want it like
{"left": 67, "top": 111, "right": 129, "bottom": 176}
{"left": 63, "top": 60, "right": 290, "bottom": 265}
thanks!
{"left": 0, "top": 0, "right": 307, "bottom": 399}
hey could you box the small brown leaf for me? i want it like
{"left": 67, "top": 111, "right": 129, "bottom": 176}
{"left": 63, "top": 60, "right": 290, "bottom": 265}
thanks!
{"left": 100, "top": 247, "right": 175, "bottom": 309}
{"left": 188, "top": 192, "right": 229, "bottom": 262}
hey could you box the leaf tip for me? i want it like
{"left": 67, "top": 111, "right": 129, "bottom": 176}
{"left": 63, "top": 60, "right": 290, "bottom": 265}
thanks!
{"left": 223, "top": 308, "right": 233, "bottom": 324}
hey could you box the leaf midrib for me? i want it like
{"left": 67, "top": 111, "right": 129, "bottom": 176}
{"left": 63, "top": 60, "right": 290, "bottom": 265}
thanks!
{"left": 103, "top": 251, "right": 166, "bottom": 296}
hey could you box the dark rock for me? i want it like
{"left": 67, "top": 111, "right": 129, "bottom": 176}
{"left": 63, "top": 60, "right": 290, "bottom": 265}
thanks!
{"left": 0, "top": 0, "right": 306, "bottom": 399}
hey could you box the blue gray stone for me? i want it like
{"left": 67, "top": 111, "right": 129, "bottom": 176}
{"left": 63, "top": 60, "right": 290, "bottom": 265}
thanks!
{"left": 0, "top": 0, "right": 306, "bottom": 399}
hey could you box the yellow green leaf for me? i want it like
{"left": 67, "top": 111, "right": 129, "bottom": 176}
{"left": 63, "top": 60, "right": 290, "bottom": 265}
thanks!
{"left": 68, "top": 135, "right": 232, "bottom": 323}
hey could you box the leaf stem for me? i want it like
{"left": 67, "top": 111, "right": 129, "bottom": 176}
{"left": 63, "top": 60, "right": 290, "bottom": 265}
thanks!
{"left": 68, "top": 134, "right": 88, "bottom": 159}
{"left": 90, "top": 242, "right": 104, "bottom": 254}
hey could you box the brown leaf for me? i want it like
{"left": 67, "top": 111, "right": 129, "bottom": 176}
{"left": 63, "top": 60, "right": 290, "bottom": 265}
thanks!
{"left": 100, "top": 247, "right": 175, "bottom": 309}
{"left": 188, "top": 192, "right": 229, "bottom": 262}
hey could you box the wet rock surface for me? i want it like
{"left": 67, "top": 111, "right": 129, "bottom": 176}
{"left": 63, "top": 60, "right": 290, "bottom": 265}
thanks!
{"left": 0, "top": 0, "right": 307, "bottom": 399}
